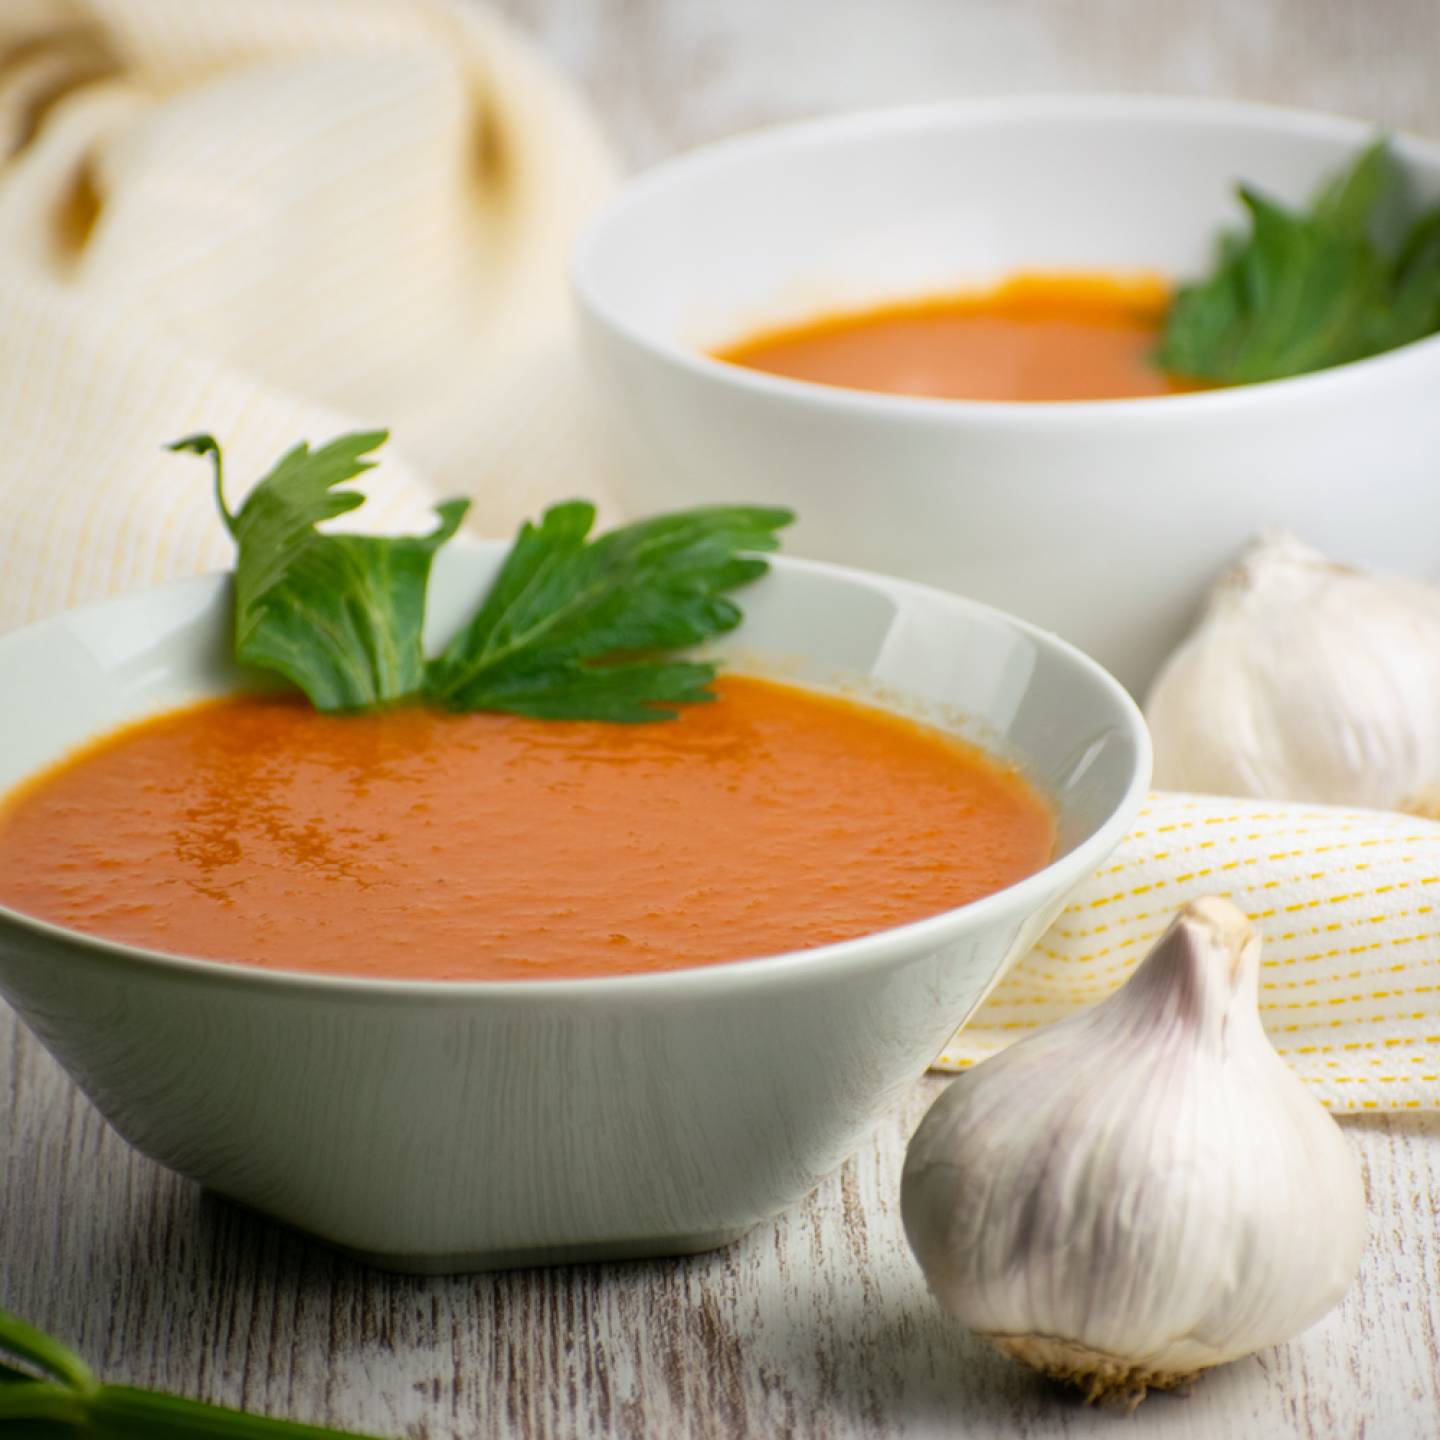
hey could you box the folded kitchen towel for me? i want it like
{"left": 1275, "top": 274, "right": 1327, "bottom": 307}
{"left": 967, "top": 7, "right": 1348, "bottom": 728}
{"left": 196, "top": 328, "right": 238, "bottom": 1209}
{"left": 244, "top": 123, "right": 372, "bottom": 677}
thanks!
{"left": 940, "top": 791, "right": 1440, "bottom": 1112}
{"left": 0, "top": 0, "right": 614, "bottom": 635}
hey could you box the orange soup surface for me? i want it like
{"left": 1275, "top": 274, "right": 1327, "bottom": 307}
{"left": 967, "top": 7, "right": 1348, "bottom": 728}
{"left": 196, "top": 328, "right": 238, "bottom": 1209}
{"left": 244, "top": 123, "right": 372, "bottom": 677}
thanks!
{"left": 0, "top": 678, "right": 1054, "bottom": 981}
{"left": 717, "top": 272, "right": 1201, "bottom": 402}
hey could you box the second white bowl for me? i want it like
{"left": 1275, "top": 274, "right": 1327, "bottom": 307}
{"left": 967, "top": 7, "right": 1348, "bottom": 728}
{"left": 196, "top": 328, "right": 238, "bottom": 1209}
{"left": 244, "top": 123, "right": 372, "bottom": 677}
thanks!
{"left": 574, "top": 95, "right": 1440, "bottom": 696}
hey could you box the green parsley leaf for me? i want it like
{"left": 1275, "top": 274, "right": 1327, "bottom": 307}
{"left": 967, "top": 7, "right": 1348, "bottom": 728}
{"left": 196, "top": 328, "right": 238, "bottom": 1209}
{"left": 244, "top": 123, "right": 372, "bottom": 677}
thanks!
{"left": 424, "top": 499, "right": 794, "bottom": 721}
{"left": 173, "top": 433, "right": 794, "bottom": 722}
{"left": 1382, "top": 206, "right": 1440, "bottom": 347}
{"left": 1157, "top": 138, "right": 1440, "bottom": 384}
{"left": 1309, "top": 136, "right": 1399, "bottom": 241}
{"left": 169, "top": 432, "right": 469, "bottom": 712}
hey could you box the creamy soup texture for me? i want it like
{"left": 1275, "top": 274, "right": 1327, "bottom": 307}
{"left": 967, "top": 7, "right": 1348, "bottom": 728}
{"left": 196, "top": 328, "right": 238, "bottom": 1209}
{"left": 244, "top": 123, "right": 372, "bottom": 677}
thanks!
{"left": 717, "top": 272, "right": 1204, "bottom": 402}
{"left": 0, "top": 677, "right": 1054, "bottom": 980}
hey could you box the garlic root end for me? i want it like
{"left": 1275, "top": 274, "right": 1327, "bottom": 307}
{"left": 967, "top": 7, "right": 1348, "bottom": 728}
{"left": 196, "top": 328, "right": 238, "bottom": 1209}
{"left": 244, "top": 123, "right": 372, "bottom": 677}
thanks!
{"left": 984, "top": 1333, "right": 1204, "bottom": 1410}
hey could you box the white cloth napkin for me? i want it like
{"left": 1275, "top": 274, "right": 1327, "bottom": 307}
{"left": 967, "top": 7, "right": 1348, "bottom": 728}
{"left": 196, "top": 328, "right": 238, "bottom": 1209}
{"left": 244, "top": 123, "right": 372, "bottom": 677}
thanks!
{"left": 0, "top": 0, "right": 614, "bottom": 634}
{"left": 941, "top": 792, "right": 1440, "bottom": 1111}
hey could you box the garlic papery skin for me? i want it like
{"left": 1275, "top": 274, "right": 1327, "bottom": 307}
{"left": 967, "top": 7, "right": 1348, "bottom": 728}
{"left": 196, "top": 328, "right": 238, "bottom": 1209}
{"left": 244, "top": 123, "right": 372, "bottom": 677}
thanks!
{"left": 1145, "top": 532, "right": 1440, "bottom": 808}
{"left": 900, "top": 898, "right": 1365, "bottom": 1406}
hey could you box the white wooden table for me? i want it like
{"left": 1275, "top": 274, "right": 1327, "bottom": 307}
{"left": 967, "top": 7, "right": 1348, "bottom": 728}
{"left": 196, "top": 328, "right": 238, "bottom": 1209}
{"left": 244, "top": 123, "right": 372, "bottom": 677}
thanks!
{"left": 6, "top": 2, "right": 1440, "bottom": 1435}
{"left": 5, "top": 1014, "right": 1438, "bottom": 1438}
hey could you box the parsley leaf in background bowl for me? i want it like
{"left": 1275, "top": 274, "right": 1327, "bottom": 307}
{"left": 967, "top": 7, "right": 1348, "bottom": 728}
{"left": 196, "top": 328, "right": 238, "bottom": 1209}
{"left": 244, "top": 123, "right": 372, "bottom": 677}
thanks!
{"left": 1157, "top": 138, "right": 1440, "bottom": 385}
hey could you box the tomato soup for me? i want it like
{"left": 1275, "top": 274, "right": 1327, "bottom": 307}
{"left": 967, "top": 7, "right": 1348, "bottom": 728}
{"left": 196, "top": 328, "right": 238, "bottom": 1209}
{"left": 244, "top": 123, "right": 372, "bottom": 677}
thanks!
{"left": 0, "top": 677, "right": 1053, "bottom": 981}
{"left": 716, "top": 272, "right": 1200, "bottom": 402}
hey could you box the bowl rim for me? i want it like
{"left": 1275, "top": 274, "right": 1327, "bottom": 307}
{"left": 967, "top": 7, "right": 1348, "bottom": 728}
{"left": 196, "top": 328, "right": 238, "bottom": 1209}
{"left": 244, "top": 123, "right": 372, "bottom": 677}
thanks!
{"left": 571, "top": 91, "right": 1440, "bottom": 425}
{"left": 0, "top": 550, "right": 1151, "bottom": 1002}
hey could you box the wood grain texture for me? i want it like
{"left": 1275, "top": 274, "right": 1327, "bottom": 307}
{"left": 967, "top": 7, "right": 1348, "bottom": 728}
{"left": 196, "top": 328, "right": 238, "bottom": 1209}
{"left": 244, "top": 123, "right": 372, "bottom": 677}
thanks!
{"left": 6, "top": 2, "right": 1440, "bottom": 1435}
{"left": 4, "top": 1003, "right": 1438, "bottom": 1439}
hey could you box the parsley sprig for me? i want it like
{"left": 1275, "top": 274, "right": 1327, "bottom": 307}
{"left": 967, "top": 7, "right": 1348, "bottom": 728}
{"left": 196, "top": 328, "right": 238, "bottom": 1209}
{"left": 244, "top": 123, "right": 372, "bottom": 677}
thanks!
{"left": 170, "top": 432, "right": 792, "bottom": 721}
{"left": 1157, "top": 138, "right": 1440, "bottom": 384}
{"left": 0, "top": 1307, "right": 384, "bottom": 1436}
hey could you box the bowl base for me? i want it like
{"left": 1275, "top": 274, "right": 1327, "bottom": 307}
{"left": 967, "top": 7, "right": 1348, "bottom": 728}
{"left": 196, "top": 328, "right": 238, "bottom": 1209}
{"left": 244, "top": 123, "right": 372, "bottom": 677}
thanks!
{"left": 322, "top": 1225, "right": 755, "bottom": 1275}
{"left": 207, "top": 1188, "right": 754, "bottom": 1274}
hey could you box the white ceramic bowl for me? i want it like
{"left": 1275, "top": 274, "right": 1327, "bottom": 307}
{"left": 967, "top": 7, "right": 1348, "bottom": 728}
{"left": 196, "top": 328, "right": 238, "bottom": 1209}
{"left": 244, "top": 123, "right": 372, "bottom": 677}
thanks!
{"left": 0, "top": 546, "right": 1148, "bottom": 1272}
{"left": 573, "top": 95, "right": 1440, "bottom": 697}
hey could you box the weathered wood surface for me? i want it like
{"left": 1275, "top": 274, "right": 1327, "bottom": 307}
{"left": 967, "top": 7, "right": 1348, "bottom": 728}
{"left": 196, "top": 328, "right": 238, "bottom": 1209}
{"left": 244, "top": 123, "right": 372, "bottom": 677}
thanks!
{"left": 4, "top": 1005, "right": 1438, "bottom": 1439}
{"left": 6, "top": 1, "right": 1440, "bottom": 1435}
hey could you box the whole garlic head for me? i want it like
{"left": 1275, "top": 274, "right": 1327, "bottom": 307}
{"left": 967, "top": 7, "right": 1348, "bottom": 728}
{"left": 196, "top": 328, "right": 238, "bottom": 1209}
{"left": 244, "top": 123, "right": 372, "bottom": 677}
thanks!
{"left": 901, "top": 898, "right": 1365, "bottom": 1406}
{"left": 1145, "top": 533, "right": 1440, "bottom": 809}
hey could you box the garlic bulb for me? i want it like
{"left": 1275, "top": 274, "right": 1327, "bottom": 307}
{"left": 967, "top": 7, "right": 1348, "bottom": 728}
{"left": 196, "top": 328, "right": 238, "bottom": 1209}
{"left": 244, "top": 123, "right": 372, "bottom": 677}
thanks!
{"left": 901, "top": 898, "right": 1365, "bottom": 1406}
{"left": 1145, "top": 532, "right": 1440, "bottom": 809}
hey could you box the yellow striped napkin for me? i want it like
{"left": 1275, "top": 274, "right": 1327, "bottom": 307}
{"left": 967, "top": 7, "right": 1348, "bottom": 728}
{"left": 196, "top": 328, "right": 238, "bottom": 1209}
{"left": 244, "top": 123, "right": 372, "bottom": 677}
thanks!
{"left": 940, "top": 792, "right": 1440, "bottom": 1111}
{"left": 0, "top": 0, "right": 614, "bottom": 635}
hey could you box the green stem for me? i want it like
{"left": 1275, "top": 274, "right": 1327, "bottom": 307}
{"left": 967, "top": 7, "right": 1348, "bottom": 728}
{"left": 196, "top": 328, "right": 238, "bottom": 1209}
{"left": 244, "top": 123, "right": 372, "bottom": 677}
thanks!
{"left": 86, "top": 1387, "right": 381, "bottom": 1439}
{"left": 0, "top": 1380, "right": 89, "bottom": 1423}
{"left": 0, "top": 1313, "right": 95, "bottom": 1393}
{"left": 0, "top": 1309, "right": 387, "bottom": 1437}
